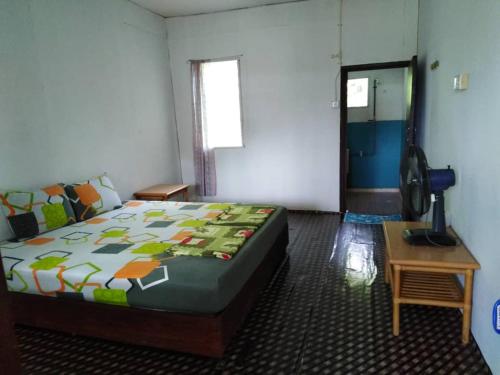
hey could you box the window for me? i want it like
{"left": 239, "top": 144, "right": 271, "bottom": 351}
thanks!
{"left": 199, "top": 59, "right": 243, "bottom": 148}
{"left": 347, "top": 78, "right": 369, "bottom": 108}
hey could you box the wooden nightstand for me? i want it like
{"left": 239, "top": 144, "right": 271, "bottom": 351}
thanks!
{"left": 383, "top": 221, "right": 480, "bottom": 344}
{"left": 133, "top": 184, "right": 190, "bottom": 202}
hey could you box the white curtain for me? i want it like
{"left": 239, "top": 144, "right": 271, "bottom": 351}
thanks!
{"left": 191, "top": 61, "right": 217, "bottom": 196}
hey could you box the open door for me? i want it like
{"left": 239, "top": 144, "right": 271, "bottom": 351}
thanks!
{"left": 405, "top": 55, "right": 418, "bottom": 146}
{"left": 400, "top": 55, "right": 418, "bottom": 220}
{"left": 339, "top": 58, "right": 417, "bottom": 215}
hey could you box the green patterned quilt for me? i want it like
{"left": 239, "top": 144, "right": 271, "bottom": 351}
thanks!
{"left": 171, "top": 204, "right": 275, "bottom": 260}
{"left": 0, "top": 201, "right": 275, "bottom": 307}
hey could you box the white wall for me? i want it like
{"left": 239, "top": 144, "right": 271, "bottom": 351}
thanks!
{"left": 348, "top": 68, "right": 406, "bottom": 123}
{"left": 166, "top": 0, "right": 418, "bottom": 211}
{"left": 0, "top": 0, "right": 181, "bottom": 240}
{"left": 418, "top": 1, "right": 500, "bottom": 372}
{"left": 341, "top": 0, "right": 417, "bottom": 66}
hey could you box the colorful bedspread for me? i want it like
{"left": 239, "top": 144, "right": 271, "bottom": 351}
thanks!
{"left": 0, "top": 201, "right": 275, "bottom": 307}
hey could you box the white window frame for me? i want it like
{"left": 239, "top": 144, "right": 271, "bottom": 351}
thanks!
{"left": 194, "top": 56, "right": 245, "bottom": 149}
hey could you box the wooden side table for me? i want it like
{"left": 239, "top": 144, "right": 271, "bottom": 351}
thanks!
{"left": 134, "top": 184, "right": 190, "bottom": 202}
{"left": 383, "top": 221, "right": 480, "bottom": 344}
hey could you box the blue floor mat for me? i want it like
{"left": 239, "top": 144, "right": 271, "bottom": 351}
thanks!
{"left": 344, "top": 212, "right": 402, "bottom": 224}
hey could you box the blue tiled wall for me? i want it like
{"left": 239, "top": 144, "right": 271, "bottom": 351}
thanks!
{"left": 347, "top": 120, "right": 405, "bottom": 188}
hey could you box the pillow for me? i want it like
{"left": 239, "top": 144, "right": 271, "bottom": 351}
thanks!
{"left": 0, "top": 184, "right": 76, "bottom": 240}
{"left": 64, "top": 175, "right": 122, "bottom": 221}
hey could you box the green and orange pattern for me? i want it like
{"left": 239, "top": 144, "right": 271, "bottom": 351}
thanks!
{"left": 64, "top": 175, "right": 122, "bottom": 221}
{"left": 0, "top": 184, "right": 76, "bottom": 239}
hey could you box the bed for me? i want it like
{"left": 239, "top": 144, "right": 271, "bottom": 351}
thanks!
{"left": 1, "top": 200, "right": 288, "bottom": 357}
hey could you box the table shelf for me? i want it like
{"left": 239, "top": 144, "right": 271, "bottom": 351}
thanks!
{"left": 400, "top": 271, "right": 464, "bottom": 306}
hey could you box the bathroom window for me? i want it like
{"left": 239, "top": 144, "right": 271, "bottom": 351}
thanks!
{"left": 347, "top": 78, "right": 369, "bottom": 108}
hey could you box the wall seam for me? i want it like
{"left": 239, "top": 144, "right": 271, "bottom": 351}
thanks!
{"left": 164, "top": 28, "right": 184, "bottom": 184}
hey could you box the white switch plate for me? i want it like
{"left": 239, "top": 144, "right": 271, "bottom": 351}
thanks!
{"left": 453, "top": 73, "right": 469, "bottom": 90}
{"left": 496, "top": 304, "right": 500, "bottom": 331}
{"left": 494, "top": 300, "right": 500, "bottom": 334}
{"left": 331, "top": 100, "right": 339, "bottom": 109}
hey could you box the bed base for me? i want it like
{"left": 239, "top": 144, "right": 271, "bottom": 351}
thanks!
{"left": 10, "top": 224, "right": 289, "bottom": 358}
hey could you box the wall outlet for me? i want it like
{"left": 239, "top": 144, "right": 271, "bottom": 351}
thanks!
{"left": 331, "top": 100, "right": 339, "bottom": 109}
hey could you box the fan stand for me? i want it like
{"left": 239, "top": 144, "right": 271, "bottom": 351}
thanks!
{"left": 403, "top": 192, "right": 457, "bottom": 246}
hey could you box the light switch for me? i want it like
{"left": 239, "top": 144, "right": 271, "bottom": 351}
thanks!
{"left": 453, "top": 74, "right": 469, "bottom": 90}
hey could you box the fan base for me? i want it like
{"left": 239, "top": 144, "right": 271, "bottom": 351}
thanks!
{"left": 403, "top": 228, "right": 457, "bottom": 246}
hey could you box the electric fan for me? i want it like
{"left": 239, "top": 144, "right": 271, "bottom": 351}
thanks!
{"left": 401, "top": 145, "right": 457, "bottom": 246}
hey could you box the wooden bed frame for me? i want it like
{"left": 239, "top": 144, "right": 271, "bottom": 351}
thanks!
{"left": 9, "top": 224, "right": 289, "bottom": 358}
{"left": 0, "top": 245, "right": 22, "bottom": 373}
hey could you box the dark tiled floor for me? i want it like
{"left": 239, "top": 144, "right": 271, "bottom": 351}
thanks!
{"left": 347, "top": 191, "right": 402, "bottom": 215}
{"left": 16, "top": 213, "right": 491, "bottom": 374}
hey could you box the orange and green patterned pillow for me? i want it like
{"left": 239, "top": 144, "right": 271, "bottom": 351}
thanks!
{"left": 64, "top": 175, "right": 122, "bottom": 222}
{"left": 0, "top": 184, "right": 76, "bottom": 240}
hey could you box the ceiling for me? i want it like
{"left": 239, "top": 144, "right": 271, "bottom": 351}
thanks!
{"left": 130, "top": 0, "right": 302, "bottom": 18}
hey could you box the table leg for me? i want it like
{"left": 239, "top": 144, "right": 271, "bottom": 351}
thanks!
{"left": 384, "top": 254, "right": 392, "bottom": 290}
{"left": 384, "top": 255, "right": 389, "bottom": 284}
{"left": 462, "top": 269, "right": 474, "bottom": 344}
{"left": 393, "top": 265, "right": 401, "bottom": 336}
{"left": 183, "top": 188, "right": 189, "bottom": 202}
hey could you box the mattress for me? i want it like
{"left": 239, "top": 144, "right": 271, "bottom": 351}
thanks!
{"left": 1, "top": 201, "right": 287, "bottom": 314}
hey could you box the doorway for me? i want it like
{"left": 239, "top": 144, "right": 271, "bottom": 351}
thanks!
{"left": 339, "top": 57, "right": 417, "bottom": 215}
